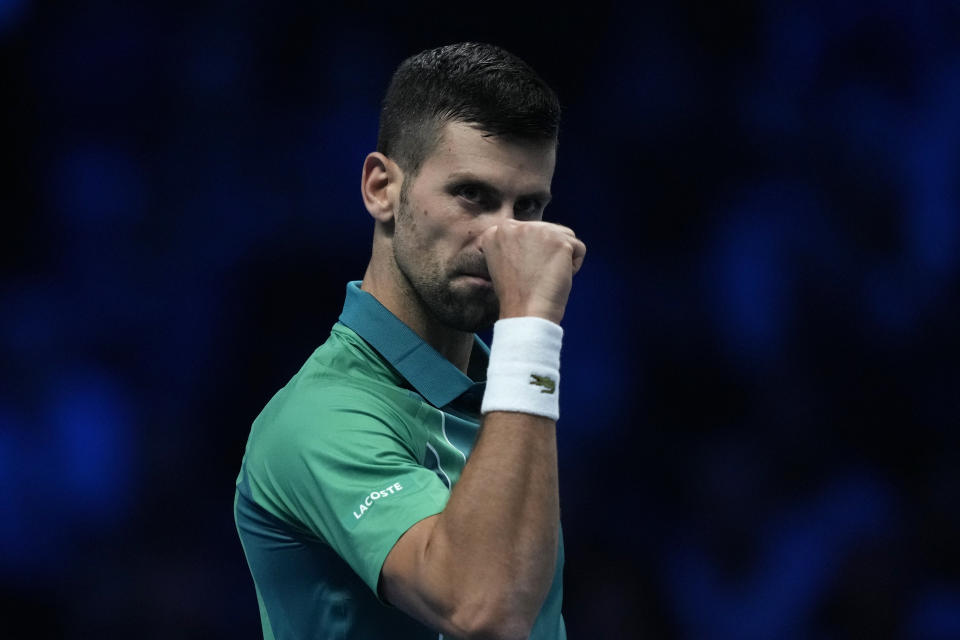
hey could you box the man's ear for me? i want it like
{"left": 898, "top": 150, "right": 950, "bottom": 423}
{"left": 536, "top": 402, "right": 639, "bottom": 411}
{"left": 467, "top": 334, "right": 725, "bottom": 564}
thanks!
{"left": 361, "top": 152, "right": 403, "bottom": 223}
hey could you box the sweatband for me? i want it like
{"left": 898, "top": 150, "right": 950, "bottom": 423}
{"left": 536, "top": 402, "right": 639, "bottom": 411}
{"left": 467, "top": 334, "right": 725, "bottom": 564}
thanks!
{"left": 481, "top": 316, "right": 563, "bottom": 421}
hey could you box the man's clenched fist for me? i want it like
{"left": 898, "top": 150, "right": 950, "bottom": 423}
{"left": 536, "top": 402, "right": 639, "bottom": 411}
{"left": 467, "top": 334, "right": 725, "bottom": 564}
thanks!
{"left": 478, "top": 220, "right": 587, "bottom": 324}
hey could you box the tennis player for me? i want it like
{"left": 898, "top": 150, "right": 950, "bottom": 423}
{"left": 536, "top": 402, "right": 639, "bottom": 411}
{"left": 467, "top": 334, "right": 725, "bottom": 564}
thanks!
{"left": 235, "top": 42, "right": 586, "bottom": 639}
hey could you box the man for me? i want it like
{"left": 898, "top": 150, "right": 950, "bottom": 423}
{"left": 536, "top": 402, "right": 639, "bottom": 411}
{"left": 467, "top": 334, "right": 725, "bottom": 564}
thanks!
{"left": 234, "top": 42, "right": 586, "bottom": 639}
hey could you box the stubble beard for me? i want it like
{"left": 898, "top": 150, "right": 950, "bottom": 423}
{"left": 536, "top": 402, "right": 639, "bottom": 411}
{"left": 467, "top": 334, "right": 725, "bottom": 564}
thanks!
{"left": 392, "top": 191, "right": 500, "bottom": 333}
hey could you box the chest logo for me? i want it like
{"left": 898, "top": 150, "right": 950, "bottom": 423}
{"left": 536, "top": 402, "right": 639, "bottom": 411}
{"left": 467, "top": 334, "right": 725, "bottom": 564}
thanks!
{"left": 529, "top": 374, "right": 556, "bottom": 394}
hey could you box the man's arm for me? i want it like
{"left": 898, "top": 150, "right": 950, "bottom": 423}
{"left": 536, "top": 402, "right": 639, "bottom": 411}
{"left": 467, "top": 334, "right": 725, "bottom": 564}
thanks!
{"left": 381, "top": 220, "right": 586, "bottom": 640}
{"left": 381, "top": 411, "right": 558, "bottom": 639}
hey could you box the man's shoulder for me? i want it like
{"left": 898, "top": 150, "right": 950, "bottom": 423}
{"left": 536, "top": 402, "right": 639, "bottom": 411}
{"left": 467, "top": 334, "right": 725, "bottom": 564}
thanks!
{"left": 251, "top": 323, "right": 424, "bottom": 442}
{"left": 302, "top": 322, "right": 399, "bottom": 384}
{"left": 289, "top": 322, "right": 414, "bottom": 407}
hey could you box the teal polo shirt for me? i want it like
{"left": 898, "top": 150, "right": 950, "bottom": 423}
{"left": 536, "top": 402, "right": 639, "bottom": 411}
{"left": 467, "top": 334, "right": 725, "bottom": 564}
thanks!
{"left": 234, "top": 281, "right": 566, "bottom": 639}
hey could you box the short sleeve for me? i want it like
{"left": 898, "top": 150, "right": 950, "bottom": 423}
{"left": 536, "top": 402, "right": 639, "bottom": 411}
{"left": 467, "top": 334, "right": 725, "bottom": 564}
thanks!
{"left": 249, "top": 384, "right": 450, "bottom": 596}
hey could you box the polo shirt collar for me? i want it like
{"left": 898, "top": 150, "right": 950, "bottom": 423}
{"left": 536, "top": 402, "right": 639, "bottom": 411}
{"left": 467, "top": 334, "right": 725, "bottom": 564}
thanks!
{"left": 338, "top": 281, "right": 488, "bottom": 408}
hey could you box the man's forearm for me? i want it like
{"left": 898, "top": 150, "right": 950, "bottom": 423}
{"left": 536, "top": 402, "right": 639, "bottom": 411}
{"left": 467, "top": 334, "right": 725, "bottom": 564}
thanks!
{"left": 427, "top": 409, "right": 559, "bottom": 635}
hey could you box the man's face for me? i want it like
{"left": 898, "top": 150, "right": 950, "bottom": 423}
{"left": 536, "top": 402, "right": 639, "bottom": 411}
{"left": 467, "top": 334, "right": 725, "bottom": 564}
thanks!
{"left": 392, "top": 121, "right": 556, "bottom": 332}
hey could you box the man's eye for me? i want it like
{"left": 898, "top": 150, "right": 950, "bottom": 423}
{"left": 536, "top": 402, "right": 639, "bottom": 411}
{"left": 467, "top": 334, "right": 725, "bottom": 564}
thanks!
{"left": 515, "top": 199, "right": 542, "bottom": 218}
{"left": 457, "top": 185, "right": 481, "bottom": 201}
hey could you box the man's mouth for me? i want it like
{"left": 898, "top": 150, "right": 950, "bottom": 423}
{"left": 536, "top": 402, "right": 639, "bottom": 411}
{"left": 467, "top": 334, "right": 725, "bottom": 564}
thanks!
{"left": 458, "top": 271, "right": 492, "bottom": 286}
{"left": 458, "top": 261, "right": 491, "bottom": 279}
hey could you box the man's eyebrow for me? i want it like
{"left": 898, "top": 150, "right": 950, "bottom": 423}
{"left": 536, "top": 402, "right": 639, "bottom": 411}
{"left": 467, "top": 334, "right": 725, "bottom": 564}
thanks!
{"left": 445, "top": 172, "right": 552, "bottom": 203}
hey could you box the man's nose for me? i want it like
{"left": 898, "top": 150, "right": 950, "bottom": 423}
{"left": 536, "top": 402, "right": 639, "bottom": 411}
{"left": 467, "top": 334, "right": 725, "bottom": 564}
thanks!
{"left": 472, "top": 203, "right": 521, "bottom": 240}
{"left": 492, "top": 202, "right": 518, "bottom": 221}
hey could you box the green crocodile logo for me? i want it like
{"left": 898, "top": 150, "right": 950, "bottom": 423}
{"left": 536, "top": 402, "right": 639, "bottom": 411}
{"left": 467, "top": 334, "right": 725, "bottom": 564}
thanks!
{"left": 529, "top": 374, "right": 556, "bottom": 394}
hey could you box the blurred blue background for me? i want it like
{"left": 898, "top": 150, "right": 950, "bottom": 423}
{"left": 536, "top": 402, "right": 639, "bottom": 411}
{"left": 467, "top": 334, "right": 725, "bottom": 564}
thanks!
{"left": 2, "top": 1, "right": 959, "bottom": 638}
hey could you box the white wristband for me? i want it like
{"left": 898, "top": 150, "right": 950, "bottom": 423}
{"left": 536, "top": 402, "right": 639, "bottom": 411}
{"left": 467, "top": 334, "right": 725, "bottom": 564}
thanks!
{"left": 481, "top": 316, "right": 563, "bottom": 421}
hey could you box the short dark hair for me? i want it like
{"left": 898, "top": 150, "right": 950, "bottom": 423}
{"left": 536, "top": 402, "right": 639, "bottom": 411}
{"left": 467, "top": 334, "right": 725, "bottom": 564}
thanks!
{"left": 377, "top": 42, "right": 561, "bottom": 176}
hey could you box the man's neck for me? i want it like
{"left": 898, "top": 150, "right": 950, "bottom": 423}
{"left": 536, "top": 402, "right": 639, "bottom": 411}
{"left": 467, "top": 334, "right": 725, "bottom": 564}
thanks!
{"left": 361, "top": 261, "right": 475, "bottom": 374}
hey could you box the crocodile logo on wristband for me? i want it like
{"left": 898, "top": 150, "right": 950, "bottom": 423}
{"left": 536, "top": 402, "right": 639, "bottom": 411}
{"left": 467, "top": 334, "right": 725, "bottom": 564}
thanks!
{"left": 529, "top": 374, "right": 556, "bottom": 394}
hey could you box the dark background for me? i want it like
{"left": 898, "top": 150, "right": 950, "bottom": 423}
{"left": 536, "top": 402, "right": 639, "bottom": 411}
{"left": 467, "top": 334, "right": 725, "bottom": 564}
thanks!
{"left": 2, "top": 1, "right": 959, "bottom": 638}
